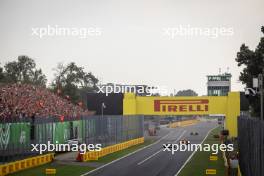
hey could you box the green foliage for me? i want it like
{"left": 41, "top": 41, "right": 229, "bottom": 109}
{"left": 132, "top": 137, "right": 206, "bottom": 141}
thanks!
{"left": 176, "top": 89, "right": 198, "bottom": 96}
{"left": 51, "top": 62, "right": 99, "bottom": 103}
{"left": 1, "top": 55, "right": 47, "bottom": 86}
{"left": 0, "top": 64, "right": 4, "bottom": 82}
{"left": 10, "top": 163, "right": 94, "bottom": 176}
{"left": 235, "top": 26, "right": 264, "bottom": 116}
{"left": 0, "top": 56, "right": 99, "bottom": 105}
{"left": 178, "top": 127, "right": 226, "bottom": 176}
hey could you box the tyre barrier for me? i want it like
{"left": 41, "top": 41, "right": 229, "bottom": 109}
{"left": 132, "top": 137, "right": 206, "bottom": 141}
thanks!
{"left": 0, "top": 153, "right": 54, "bottom": 176}
{"left": 81, "top": 137, "right": 144, "bottom": 162}
{"left": 168, "top": 119, "right": 199, "bottom": 128}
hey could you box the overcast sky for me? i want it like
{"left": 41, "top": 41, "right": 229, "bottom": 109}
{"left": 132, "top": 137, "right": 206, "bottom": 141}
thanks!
{"left": 0, "top": 0, "right": 263, "bottom": 95}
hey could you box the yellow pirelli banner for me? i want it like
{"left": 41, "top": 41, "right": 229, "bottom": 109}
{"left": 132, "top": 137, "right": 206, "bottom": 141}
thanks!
{"left": 123, "top": 92, "right": 240, "bottom": 137}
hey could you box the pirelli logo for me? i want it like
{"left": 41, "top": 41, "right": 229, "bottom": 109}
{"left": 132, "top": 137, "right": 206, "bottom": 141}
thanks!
{"left": 154, "top": 99, "right": 209, "bottom": 112}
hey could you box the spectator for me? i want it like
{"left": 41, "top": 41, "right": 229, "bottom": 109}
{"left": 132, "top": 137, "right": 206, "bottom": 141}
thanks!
{"left": 229, "top": 154, "right": 238, "bottom": 176}
{"left": 0, "top": 83, "right": 93, "bottom": 119}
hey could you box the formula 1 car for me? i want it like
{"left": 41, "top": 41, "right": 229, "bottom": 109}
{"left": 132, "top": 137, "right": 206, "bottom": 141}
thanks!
{"left": 190, "top": 132, "right": 199, "bottom": 135}
{"left": 179, "top": 139, "right": 190, "bottom": 145}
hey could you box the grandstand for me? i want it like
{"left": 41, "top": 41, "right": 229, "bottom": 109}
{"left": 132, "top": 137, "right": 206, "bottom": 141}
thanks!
{"left": 0, "top": 84, "right": 94, "bottom": 120}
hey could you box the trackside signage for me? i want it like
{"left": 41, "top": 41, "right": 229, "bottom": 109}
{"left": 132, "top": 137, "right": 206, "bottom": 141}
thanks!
{"left": 123, "top": 92, "right": 241, "bottom": 137}
{"left": 154, "top": 99, "right": 209, "bottom": 113}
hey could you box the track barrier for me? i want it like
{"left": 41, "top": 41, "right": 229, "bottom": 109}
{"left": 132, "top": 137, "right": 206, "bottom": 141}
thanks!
{"left": 168, "top": 119, "right": 199, "bottom": 128}
{"left": 0, "top": 153, "right": 54, "bottom": 176}
{"left": 80, "top": 137, "right": 144, "bottom": 162}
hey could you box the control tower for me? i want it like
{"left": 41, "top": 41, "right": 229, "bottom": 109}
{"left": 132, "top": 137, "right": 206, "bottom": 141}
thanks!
{"left": 207, "top": 73, "right": 231, "bottom": 96}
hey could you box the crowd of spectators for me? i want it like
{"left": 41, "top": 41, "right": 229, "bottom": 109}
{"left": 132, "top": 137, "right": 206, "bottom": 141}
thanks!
{"left": 0, "top": 84, "right": 93, "bottom": 119}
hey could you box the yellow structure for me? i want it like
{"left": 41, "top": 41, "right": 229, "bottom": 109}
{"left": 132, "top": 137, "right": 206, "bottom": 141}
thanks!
{"left": 45, "top": 168, "right": 56, "bottom": 175}
{"left": 81, "top": 137, "right": 144, "bottom": 161}
{"left": 206, "top": 169, "right": 217, "bottom": 175}
{"left": 168, "top": 119, "right": 199, "bottom": 128}
{"left": 123, "top": 92, "right": 240, "bottom": 137}
{"left": 209, "top": 155, "right": 218, "bottom": 161}
{"left": 0, "top": 153, "right": 54, "bottom": 176}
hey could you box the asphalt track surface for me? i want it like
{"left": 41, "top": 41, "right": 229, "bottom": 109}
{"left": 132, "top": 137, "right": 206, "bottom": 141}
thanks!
{"left": 82, "top": 121, "right": 218, "bottom": 176}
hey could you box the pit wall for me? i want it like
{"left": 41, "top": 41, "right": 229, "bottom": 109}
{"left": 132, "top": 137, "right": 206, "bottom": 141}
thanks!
{"left": 123, "top": 92, "right": 240, "bottom": 137}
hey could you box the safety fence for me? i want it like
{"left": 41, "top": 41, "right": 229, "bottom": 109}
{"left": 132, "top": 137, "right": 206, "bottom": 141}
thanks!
{"left": 0, "top": 115, "right": 144, "bottom": 163}
{"left": 81, "top": 137, "right": 144, "bottom": 161}
{"left": 0, "top": 153, "right": 54, "bottom": 176}
{"left": 238, "top": 116, "right": 264, "bottom": 176}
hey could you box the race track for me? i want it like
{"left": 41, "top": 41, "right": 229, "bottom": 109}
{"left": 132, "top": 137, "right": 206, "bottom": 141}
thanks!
{"left": 82, "top": 121, "right": 218, "bottom": 176}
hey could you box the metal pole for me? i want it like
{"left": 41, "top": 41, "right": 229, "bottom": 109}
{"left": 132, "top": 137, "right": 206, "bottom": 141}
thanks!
{"left": 259, "top": 74, "right": 263, "bottom": 120}
{"left": 101, "top": 103, "right": 103, "bottom": 118}
{"left": 101, "top": 103, "right": 103, "bottom": 136}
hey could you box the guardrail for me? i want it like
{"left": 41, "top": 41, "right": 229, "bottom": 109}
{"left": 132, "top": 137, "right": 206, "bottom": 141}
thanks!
{"left": 81, "top": 137, "right": 144, "bottom": 161}
{"left": 168, "top": 119, "right": 199, "bottom": 128}
{"left": 0, "top": 153, "right": 54, "bottom": 176}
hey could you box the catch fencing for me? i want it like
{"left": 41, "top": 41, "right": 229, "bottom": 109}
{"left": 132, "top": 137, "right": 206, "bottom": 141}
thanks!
{"left": 0, "top": 115, "right": 144, "bottom": 164}
{"left": 238, "top": 116, "right": 264, "bottom": 176}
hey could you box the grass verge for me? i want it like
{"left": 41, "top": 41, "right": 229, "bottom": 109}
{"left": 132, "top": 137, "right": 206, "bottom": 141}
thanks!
{"left": 10, "top": 163, "right": 94, "bottom": 176}
{"left": 178, "top": 127, "right": 226, "bottom": 176}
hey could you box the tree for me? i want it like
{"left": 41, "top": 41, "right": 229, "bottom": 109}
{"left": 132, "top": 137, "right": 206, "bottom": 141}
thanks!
{"left": 175, "top": 89, "right": 198, "bottom": 96}
{"left": 52, "top": 62, "right": 99, "bottom": 103}
{"left": 31, "top": 69, "right": 47, "bottom": 86}
{"left": 3, "top": 56, "right": 47, "bottom": 86}
{"left": 0, "top": 64, "right": 4, "bottom": 82}
{"left": 235, "top": 26, "right": 264, "bottom": 116}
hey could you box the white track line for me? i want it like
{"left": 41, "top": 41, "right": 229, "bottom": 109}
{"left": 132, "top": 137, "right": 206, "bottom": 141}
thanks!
{"left": 137, "top": 130, "right": 186, "bottom": 165}
{"left": 173, "top": 130, "right": 187, "bottom": 143}
{"left": 80, "top": 131, "right": 173, "bottom": 176}
{"left": 174, "top": 125, "right": 218, "bottom": 176}
{"left": 136, "top": 149, "right": 163, "bottom": 165}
